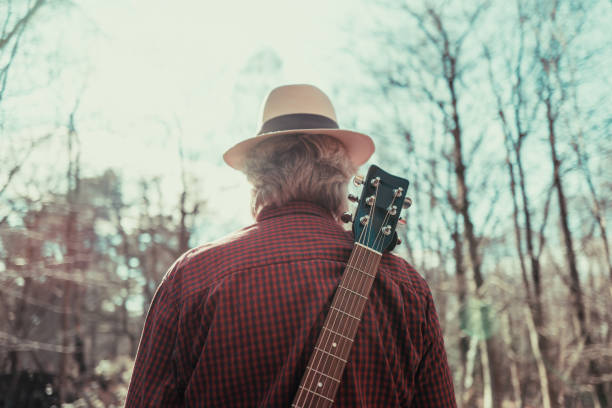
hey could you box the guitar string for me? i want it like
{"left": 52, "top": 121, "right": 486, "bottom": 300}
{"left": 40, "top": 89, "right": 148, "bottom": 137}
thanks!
{"left": 372, "top": 194, "right": 400, "bottom": 252}
{"left": 300, "top": 247, "right": 373, "bottom": 408}
{"left": 297, "top": 179, "right": 396, "bottom": 406}
{"left": 300, "top": 246, "right": 377, "bottom": 408}
{"left": 300, "top": 181, "right": 405, "bottom": 407}
{"left": 365, "top": 182, "right": 379, "bottom": 250}
{"left": 296, "top": 216, "right": 373, "bottom": 407}
{"left": 375, "top": 187, "right": 404, "bottom": 250}
{"left": 323, "top": 182, "right": 395, "bottom": 404}
{"left": 295, "top": 183, "right": 382, "bottom": 407}
{"left": 295, "top": 188, "right": 373, "bottom": 407}
{"left": 309, "top": 182, "right": 399, "bottom": 407}
{"left": 315, "top": 182, "right": 381, "bottom": 406}
{"left": 312, "top": 246, "right": 375, "bottom": 408}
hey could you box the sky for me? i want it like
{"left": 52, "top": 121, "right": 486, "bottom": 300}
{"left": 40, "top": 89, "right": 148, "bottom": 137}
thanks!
{"left": 5, "top": 0, "right": 610, "bottom": 243}
{"left": 86, "top": 0, "right": 369, "bottom": 231}
{"left": 6, "top": 0, "right": 372, "bottom": 235}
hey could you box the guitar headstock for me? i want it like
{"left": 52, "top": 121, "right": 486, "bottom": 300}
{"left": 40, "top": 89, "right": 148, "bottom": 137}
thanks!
{"left": 350, "top": 165, "right": 410, "bottom": 253}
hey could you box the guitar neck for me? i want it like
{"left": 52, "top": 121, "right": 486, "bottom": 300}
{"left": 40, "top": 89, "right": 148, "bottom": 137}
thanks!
{"left": 292, "top": 243, "right": 382, "bottom": 408}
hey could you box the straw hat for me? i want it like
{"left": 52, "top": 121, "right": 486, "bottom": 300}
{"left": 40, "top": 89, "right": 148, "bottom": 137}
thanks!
{"left": 223, "top": 84, "right": 375, "bottom": 171}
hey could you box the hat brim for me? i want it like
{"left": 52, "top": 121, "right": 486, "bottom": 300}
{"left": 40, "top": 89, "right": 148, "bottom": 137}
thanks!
{"left": 223, "top": 129, "right": 375, "bottom": 171}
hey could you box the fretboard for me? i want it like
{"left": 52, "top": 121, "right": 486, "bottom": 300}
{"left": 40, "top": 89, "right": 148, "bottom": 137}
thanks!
{"left": 292, "top": 243, "right": 382, "bottom": 408}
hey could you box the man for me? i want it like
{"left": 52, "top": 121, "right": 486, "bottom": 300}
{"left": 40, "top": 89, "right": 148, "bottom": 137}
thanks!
{"left": 125, "top": 84, "right": 456, "bottom": 407}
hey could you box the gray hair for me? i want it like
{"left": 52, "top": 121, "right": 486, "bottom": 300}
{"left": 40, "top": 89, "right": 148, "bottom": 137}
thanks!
{"left": 243, "top": 133, "right": 356, "bottom": 218}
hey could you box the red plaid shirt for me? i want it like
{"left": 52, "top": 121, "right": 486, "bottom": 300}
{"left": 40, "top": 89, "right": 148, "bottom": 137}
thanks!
{"left": 125, "top": 201, "right": 456, "bottom": 407}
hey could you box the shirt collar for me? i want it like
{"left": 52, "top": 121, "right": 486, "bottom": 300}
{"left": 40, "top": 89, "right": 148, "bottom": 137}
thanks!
{"left": 256, "top": 201, "right": 337, "bottom": 222}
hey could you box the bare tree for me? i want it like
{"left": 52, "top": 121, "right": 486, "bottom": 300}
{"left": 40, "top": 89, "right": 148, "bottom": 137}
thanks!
{"left": 567, "top": 72, "right": 612, "bottom": 283}
{"left": 529, "top": 0, "right": 609, "bottom": 405}
{"left": 0, "top": 0, "right": 48, "bottom": 103}
{"left": 355, "top": 0, "right": 612, "bottom": 405}
{"left": 58, "top": 98, "right": 82, "bottom": 405}
{"left": 369, "top": 1, "right": 506, "bottom": 405}
{"left": 0, "top": 0, "right": 64, "bottom": 224}
{"left": 482, "top": 0, "right": 557, "bottom": 403}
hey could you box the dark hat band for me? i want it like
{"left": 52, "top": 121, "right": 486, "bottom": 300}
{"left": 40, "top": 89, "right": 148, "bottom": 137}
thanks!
{"left": 258, "top": 113, "right": 339, "bottom": 135}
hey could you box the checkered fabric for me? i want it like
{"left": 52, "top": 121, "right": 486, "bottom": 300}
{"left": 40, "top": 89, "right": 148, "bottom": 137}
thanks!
{"left": 125, "top": 201, "right": 456, "bottom": 407}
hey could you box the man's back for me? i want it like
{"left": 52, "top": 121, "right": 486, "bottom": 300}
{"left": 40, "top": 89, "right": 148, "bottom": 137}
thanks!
{"left": 126, "top": 201, "right": 456, "bottom": 407}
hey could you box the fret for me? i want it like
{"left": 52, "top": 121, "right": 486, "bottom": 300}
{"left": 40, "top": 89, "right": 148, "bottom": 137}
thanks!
{"left": 338, "top": 274, "right": 369, "bottom": 299}
{"left": 306, "top": 352, "right": 344, "bottom": 381}
{"left": 322, "top": 326, "right": 354, "bottom": 342}
{"left": 317, "top": 332, "right": 353, "bottom": 362}
{"left": 340, "top": 283, "right": 369, "bottom": 301}
{"left": 330, "top": 306, "right": 361, "bottom": 321}
{"left": 314, "top": 346, "right": 347, "bottom": 363}
{"left": 355, "top": 242, "right": 382, "bottom": 255}
{"left": 325, "top": 311, "right": 360, "bottom": 340}
{"left": 346, "top": 250, "right": 377, "bottom": 274}
{"left": 338, "top": 284, "right": 368, "bottom": 299}
{"left": 298, "top": 386, "right": 335, "bottom": 403}
{"left": 306, "top": 367, "right": 341, "bottom": 383}
{"left": 346, "top": 264, "right": 376, "bottom": 278}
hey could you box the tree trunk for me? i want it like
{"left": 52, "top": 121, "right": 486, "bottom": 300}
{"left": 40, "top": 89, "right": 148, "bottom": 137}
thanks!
{"left": 59, "top": 106, "right": 81, "bottom": 405}
{"left": 572, "top": 132, "right": 612, "bottom": 283}
{"left": 501, "top": 312, "right": 523, "bottom": 408}
{"left": 447, "top": 65, "right": 501, "bottom": 407}
{"left": 452, "top": 225, "right": 469, "bottom": 407}
{"left": 525, "top": 306, "right": 552, "bottom": 408}
{"left": 546, "top": 96, "right": 608, "bottom": 407}
{"left": 504, "top": 136, "right": 557, "bottom": 406}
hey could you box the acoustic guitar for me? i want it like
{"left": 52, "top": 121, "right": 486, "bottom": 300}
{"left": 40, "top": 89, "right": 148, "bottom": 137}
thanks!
{"left": 292, "top": 165, "right": 411, "bottom": 408}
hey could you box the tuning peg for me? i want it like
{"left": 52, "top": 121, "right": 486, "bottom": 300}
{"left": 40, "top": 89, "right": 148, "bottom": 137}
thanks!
{"left": 396, "top": 237, "right": 402, "bottom": 245}
{"left": 398, "top": 217, "right": 406, "bottom": 226}
{"left": 360, "top": 215, "right": 369, "bottom": 225}
{"left": 353, "top": 175, "right": 364, "bottom": 186}
{"left": 348, "top": 193, "right": 359, "bottom": 203}
{"left": 340, "top": 212, "right": 353, "bottom": 223}
{"left": 403, "top": 197, "right": 413, "bottom": 209}
{"left": 382, "top": 225, "right": 392, "bottom": 236}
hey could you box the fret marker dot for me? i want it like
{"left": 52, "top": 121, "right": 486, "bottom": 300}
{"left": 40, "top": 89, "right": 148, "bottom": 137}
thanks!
{"left": 332, "top": 342, "right": 337, "bottom": 348}
{"left": 317, "top": 382, "right": 323, "bottom": 388}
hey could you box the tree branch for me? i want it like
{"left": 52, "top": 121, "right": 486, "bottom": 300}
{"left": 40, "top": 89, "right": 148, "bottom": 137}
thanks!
{"left": 0, "top": 0, "right": 46, "bottom": 51}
